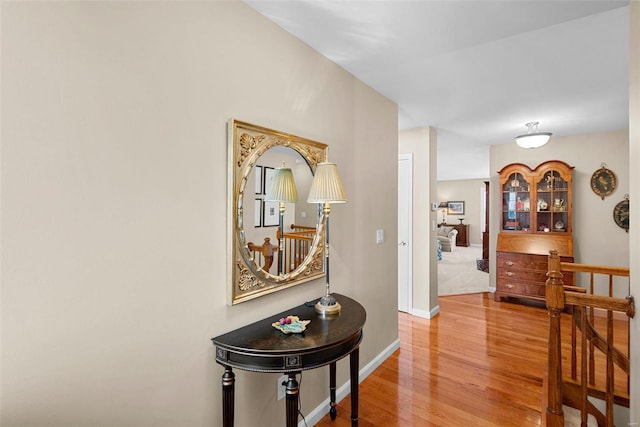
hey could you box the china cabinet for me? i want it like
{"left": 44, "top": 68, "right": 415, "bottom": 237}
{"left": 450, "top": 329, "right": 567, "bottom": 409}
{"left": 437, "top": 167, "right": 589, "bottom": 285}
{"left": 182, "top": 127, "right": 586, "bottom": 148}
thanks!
{"left": 495, "top": 160, "right": 574, "bottom": 303}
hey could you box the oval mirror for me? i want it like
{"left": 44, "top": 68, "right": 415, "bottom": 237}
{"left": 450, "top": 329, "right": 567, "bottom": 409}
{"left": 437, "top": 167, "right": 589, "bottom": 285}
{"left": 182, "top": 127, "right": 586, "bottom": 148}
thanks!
{"left": 228, "top": 120, "right": 327, "bottom": 305}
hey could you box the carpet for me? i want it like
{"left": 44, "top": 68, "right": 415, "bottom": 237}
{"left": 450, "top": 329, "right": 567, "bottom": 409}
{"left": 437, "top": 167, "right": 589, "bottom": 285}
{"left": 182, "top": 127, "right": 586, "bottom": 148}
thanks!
{"left": 438, "top": 245, "right": 490, "bottom": 296}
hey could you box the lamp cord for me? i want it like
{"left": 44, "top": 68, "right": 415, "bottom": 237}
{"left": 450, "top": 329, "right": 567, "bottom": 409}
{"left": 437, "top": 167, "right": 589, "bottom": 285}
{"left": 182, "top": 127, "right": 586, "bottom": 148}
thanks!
{"left": 298, "top": 372, "right": 308, "bottom": 427}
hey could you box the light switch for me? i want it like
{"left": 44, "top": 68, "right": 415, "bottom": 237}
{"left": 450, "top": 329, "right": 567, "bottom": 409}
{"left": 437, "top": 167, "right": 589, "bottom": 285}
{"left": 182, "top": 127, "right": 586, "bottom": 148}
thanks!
{"left": 376, "top": 229, "right": 384, "bottom": 244}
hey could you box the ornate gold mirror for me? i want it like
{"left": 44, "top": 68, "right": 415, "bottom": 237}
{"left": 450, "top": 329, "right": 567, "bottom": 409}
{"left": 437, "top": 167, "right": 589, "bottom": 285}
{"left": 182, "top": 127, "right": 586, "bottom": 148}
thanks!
{"left": 227, "top": 119, "right": 327, "bottom": 304}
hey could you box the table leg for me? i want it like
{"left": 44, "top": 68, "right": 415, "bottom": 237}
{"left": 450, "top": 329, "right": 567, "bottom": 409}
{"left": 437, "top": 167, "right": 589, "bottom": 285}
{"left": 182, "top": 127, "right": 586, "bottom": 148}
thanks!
{"left": 222, "top": 366, "right": 235, "bottom": 427}
{"left": 285, "top": 372, "right": 300, "bottom": 427}
{"left": 350, "top": 349, "right": 359, "bottom": 425}
{"left": 329, "top": 362, "right": 337, "bottom": 420}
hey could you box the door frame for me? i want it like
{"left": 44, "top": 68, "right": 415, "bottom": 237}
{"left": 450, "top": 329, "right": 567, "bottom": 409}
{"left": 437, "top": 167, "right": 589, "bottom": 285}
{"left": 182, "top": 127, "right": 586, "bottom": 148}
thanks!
{"left": 398, "top": 153, "right": 413, "bottom": 312}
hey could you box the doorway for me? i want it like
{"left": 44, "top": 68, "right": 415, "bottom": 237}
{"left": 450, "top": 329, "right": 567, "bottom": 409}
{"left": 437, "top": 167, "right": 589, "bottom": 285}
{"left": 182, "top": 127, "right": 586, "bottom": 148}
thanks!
{"left": 398, "top": 154, "right": 412, "bottom": 312}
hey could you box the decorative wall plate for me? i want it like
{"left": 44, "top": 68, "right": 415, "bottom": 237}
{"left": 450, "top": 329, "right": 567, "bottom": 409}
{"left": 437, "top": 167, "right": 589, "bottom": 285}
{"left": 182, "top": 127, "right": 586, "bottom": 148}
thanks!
{"left": 613, "top": 196, "right": 629, "bottom": 232}
{"left": 591, "top": 166, "right": 617, "bottom": 200}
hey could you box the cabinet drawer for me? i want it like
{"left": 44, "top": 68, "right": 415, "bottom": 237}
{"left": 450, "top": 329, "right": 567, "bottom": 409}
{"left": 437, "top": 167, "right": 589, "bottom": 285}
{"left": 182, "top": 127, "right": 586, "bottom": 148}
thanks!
{"left": 496, "top": 252, "right": 547, "bottom": 270}
{"left": 496, "top": 278, "right": 546, "bottom": 298}
{"left": 497, "top": 252, "right": 574, "bottom": 270}
{"left": 497, "top": 267, "right": 574, "bottom": 286}
{"left": 496, "top": 267, "right": 547, "bottom": 283}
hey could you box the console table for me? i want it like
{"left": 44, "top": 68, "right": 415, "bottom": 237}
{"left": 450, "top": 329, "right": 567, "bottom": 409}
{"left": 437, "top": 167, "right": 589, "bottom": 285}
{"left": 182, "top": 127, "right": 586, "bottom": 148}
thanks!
{"left": 211, "top": 294, "right": 366, "bottom": 427}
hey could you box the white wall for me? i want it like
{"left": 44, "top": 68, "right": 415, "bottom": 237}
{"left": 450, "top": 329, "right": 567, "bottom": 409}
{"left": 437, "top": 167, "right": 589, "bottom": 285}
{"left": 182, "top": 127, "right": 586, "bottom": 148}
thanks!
{"left": 0, "top": 2, "right": 399, "bottom": 426}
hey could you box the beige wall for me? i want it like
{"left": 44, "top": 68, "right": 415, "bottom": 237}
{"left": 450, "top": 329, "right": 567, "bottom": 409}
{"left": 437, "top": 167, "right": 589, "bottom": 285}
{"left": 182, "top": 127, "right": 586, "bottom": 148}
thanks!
{"left": 490, "top": 130, "right": 629, "bottom": 278}
{"left": 629, "top": 1, "right": 639, "bottom": 423}
{"left": 490, "top": 9, "right": 640, "bottom": 418}
{"left": 437, "top": 179, "right": 487, "bottom": 246}
{"left": 0, "top": 2, "right": 398, "bottom": 426}
{"left": 490, "top": 129, "right": 634, "bottom": 420}
{"left": 491, "top": 129, "right": 635, "bottom": 423}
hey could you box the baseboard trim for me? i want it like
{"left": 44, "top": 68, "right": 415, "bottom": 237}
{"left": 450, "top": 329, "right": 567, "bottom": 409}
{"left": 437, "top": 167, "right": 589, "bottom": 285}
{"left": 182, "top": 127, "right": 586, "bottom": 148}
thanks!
{"left": 410, "top": 305, "right": 440, "bottom": 319}
{"left": 429, "top": 305, "right": 440, "bottom": 318}
{"left": 299, "top": 338, "right": 401, "bottom": 427}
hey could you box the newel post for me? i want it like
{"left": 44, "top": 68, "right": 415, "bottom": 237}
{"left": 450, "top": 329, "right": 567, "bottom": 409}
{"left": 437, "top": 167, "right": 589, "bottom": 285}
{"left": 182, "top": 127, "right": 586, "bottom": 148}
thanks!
{"left": 545, "top": 250, "right": 565, "bottom": 427}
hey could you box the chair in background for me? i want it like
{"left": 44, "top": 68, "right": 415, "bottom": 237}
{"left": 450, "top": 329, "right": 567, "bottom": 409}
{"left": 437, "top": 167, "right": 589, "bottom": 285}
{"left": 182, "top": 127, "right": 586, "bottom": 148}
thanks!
{"left": 437, "top": 226, "right": 458, "bottom": 252}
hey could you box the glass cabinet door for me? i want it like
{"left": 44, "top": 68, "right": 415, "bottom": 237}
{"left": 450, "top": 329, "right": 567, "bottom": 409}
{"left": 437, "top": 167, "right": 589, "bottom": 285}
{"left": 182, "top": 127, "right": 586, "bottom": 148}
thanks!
{"left": 535, "top": 169, "right": 569, "bottom": 233}
{"left": 501, "top": 172, "right": 531, "bottom": 232}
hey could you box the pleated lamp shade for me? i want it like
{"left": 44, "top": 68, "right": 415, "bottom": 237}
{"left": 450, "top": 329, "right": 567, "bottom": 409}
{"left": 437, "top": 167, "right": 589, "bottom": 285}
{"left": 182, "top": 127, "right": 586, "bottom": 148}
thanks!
{"left": 307, "top": 162, "right": 347, "bottom": 203}
{"left": 264, "top": 167, "right": 298, "bottom": 203}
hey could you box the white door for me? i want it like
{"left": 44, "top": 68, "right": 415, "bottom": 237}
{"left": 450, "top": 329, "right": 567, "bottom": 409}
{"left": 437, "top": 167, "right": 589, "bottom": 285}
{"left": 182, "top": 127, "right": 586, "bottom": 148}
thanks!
{"left": 398, "top": 154, "right": 413, "bottom": 312}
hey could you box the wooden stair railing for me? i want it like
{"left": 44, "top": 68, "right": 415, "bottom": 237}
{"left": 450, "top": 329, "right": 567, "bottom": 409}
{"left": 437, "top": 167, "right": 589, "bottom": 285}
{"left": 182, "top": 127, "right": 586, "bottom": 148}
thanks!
{"left": 249, "top": 225, "right": 317, "bottom": 275}
{"left": 545, "top": 250, "right": 635, "bottom": 427}
{"left": 247, "top": 237, "right": 278, "bottom": 273}
{"left": 276, "top": 224, "right": 316, "bottom": 274}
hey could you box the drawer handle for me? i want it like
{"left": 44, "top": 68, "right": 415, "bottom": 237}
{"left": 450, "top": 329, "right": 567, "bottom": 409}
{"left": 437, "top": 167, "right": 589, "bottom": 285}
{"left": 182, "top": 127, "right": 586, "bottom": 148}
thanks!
{"left": 505, "top": 261, "right": 514, "bottom": 266}
{"left": 505, "top": 284, "right": 514, "bottom": 289}
{"left": 506, "top": 272, "right": 514, "bottom": 276}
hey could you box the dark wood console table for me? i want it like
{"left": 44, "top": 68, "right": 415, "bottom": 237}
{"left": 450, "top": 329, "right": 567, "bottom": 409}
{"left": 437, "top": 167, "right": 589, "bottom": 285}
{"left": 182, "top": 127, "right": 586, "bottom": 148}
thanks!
{"left": 211, "top": 294, "right": 366, "bottom": 427}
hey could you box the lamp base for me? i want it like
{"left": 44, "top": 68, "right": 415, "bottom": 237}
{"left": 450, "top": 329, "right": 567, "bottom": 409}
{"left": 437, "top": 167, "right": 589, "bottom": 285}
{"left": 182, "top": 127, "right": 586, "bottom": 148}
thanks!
{"left": 315, "top": 295, "right": 341, "bottom": 316}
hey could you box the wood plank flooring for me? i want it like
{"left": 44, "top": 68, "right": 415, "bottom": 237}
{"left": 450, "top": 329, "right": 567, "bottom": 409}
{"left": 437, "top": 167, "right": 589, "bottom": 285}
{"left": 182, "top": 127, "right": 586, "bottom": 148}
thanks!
{"left": 313, "top": 293, "right": 548, "bottom": 426}
{"left": 313, "top": 292, "right": 628, "bottom": 427}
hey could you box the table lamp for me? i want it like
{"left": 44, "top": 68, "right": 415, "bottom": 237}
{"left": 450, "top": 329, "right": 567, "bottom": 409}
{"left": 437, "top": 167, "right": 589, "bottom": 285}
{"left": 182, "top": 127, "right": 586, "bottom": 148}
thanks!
{"left": 307, "top": 162, "right": 347, "bottom": 315}
{"left": 438, "top": 201, "right": 448, "bottom": 224}
{"left": 264, "top": 163, "right": 298, "bottom": 275}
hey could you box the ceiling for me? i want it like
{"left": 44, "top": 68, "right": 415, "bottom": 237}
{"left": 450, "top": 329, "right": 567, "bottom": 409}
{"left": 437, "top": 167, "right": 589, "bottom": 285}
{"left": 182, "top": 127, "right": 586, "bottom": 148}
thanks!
{"left": 245, "top": 0, "right": 630, "bottom": 180}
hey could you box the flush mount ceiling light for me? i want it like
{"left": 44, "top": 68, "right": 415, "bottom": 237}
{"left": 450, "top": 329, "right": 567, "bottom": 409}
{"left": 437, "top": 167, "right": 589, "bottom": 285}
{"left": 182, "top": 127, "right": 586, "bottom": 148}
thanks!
{"left": 515, "top": 121, "right": 552, "bottom": 149}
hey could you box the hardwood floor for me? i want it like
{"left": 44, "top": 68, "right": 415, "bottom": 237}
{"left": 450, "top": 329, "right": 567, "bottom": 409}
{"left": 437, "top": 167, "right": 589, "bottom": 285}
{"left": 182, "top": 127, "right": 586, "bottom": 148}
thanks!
{"left": 314, "top": 292, "right": 628, "bottom": 427}
{"left": 314, "top": 293, "right": 547, "bottom": 426}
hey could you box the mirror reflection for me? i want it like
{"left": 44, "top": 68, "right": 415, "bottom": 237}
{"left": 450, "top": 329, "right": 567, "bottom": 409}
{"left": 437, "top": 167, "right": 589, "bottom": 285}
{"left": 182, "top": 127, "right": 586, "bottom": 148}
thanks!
{"left": 228, "top": 120, "right": 327, "bottom": 305}
{"left": 244, "top": 147, "right": 316, "bottom": 275}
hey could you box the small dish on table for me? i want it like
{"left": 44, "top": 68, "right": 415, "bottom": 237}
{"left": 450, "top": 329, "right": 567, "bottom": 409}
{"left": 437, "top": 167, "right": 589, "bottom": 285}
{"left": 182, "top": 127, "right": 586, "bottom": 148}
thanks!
{"left": 272, "top": 315, "right": 311, "bottom": 334}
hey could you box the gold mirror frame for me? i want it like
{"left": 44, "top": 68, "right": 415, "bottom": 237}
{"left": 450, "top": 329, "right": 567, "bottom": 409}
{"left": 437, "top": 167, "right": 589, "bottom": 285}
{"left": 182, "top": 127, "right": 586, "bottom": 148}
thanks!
{"left": 227, "top": 119, "right": 327, "bottom": 305}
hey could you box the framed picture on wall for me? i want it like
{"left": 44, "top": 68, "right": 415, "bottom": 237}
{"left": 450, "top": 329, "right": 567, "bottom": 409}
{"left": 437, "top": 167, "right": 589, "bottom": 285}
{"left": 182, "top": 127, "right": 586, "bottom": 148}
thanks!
{"left": 448, "top": 201, "right": 465, "bottom": 215}
{"left": 263, "top": 200, "right": 279, "bottom": 227}
{"left": 254, "top": 199, "right": 262, "bottom": 227}
{"left": 263, "top": 167, "right": 275, "bottom": 196}
{"left": 255, "top": 165, "right": 263, "bottom": 195}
